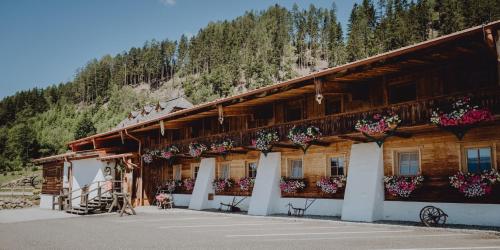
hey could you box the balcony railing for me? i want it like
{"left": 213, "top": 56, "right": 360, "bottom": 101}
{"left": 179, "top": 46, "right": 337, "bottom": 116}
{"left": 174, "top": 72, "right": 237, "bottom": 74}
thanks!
{"left": 171, "top": 88, "right": 500, "bottom": 151}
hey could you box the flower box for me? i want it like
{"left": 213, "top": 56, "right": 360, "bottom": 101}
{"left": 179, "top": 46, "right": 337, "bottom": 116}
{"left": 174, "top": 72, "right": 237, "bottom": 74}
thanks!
{"left": 212, "top": 178, "right": 234, "bottom": 193}
{"left": 189, "top": 142, "right": 207, "bottom": 158}
{"left": 252, "top": 130, "right": 279, "bottom": 156}
{"left": 316, "top": 176, "right": 346, "bottom": 194}
{"left": 280, "top": 177, "right": 306, "bottom": 194}
{"left": 384, "top": 175, "right": 424, "bottom": 198}
{"left": 449, "top": 170, "right": 499, "bottom": 198}
{"left": 237, "top": 177, "right": 255, "bottom": 192}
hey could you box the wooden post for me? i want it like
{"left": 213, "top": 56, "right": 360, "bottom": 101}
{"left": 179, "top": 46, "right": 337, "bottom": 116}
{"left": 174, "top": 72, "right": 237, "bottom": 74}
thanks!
{"left": 496, "top": 29, "right": 500, "bottom": 86}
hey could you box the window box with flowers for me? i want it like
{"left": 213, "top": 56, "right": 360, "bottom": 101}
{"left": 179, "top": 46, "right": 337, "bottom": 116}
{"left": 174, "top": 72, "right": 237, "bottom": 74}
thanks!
{"left": 189, "top": 142, "right": 207, "bottom": 158}
{"left": 252, "top": 130, "right": 279, "bottom": 156}
{"left": 280, "top": 177, "right": 307, "bottom": 195}
{"left": 287, "top": 125, "right": 321, "bottom": 153}
{"left": 316, "top": 176, "right": 346, "bottom": 196}
{"left": 384, "top": 175, "right": 424, "bottom": 198}
{"left": 430, "top": 97, "right": 493, "bottom": 140}
{"left": 211, "top": 139, "right": 234, "bottom": 158}
{"left": 449, "top": 170, "right": 500, "bottom": 198}
{"left": 212, "top": 178, "right": 234, "bottom": 194}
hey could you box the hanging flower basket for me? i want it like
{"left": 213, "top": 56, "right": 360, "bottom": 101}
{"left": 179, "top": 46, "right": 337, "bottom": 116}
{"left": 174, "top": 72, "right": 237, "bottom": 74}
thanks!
{"left": 161, "top": 145, "right": 180, "bottom": 160}
{"left": 212, "top": 178, "right": 234, "bottom": 193}
{"left": 430, "top": 97, "right": 493, "bottom": 140}
{"left": 449, "top": 170, "right": 499, "bottom": 198}
{"left": 237, "top": 177, "right": 255, "bottom": 192}
{"left": 252, "top": 130, "right": 279, "bottom": 156}
{"left": 164, "top": 179, "right": 182, "bottom": 193}
{"left": 355, "top": 112, "right": 401, "bottom": 146}
{"left": 211, "top": 139, "right": 234, "bottom": 157}
{"left": 142, "top": 149, "right": 155, "bottom": 164}
{"left": 280, "top": 177, "right": 306, "bottom": 193}
{"left": 182, "top": 178, "right": 195, "bottom": 192}
{"left": 288, "top": 125, "right": 321, "bottom": 153}
{"left": 384, "top": 175, "right": 424, "bottom": 198}
{"left": 316, "top": 176, "right": 346, "bottom": 194}
{"left": 189, "top": 142, "right": 207, "bottom": 158}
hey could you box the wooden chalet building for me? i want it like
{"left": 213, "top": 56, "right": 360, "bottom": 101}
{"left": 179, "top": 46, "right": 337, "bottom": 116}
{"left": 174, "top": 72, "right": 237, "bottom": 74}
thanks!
{"left": 35, "top": 21, "right": 500, "bottom": 226}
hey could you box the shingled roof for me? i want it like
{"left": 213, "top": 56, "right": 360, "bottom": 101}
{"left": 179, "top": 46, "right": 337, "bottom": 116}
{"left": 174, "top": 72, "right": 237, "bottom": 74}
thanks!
{"left": 115, "top": 97, "right": 193, "bottom": 129}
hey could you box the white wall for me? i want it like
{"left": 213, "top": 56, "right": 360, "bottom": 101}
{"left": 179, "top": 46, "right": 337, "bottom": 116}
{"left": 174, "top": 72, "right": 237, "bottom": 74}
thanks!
{"left": 39, "top": 194, "right": 54, "bottom": 209}
{"left": 248, "top": 152, "right": 281, "bottom": 215}
{"left": 70, "top": 158, "right": 109, "bottom": 206}
{"left": 172, "top": 194, "right": 191, "bottom": 207}
{"left": 277, "top": 198, "right": 343, "bottom": 217}
{"left": 384, "top": 201, "right": 500, "bottom": 227}
{"left": 342, "top": 142, "right": 384, "bottom": 222}
{"left": 189, "top": 158, "right": 215, "bottom": 210}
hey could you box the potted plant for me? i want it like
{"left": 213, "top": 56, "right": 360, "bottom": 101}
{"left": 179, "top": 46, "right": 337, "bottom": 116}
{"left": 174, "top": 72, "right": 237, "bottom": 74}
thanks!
{"left": 449, "top": 170, "right": 499, "bottom": 198}
{"left": 252, "top": 130, "right": 279, "bottom": 156}
{"left": 430, "top": 97, "right": 493, "bottom": 140}
{"left": 142, "top": 149, "right": 154, "bottom": 164}
{"left": 316, "top": 176, "right": 346, "bottom": 194}
{"left": 161, "top": 145, "right": 180, "bottom": 160}
{"left": 280, "top": 177, "right": 306, "bottom": 194}
{"left": 355, "top": 112, "right": 402, "bottom": 146}
{"left": 189, "top": 142, "right": 207, "bottom": 158}
{"left": 164, "top": 179, "right": 182, "bottom": 193}
{"left": 288, "top": 125, "right": 321, "bottom": 153}
{"left": 384, "top": 175, "right": 424, "bottom": 198}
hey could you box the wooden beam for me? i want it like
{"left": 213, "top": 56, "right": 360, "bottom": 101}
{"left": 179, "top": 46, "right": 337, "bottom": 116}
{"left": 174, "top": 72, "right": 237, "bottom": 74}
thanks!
{"left": 338, "top": 135, "right": 369, "bottom": 143}
{"left": 310, "top": 140, "right": 331, "bottom": 147}
{"left": 273, "top": 143, "right": 301, "bottom": 149}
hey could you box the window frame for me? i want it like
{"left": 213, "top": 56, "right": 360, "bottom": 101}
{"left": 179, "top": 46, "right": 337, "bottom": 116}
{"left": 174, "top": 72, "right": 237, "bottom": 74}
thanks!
{"left": 191, "top": 163, "right": 200, "bottom": 179}
{"left": 173, "top": 164, "right": 182, "bottom": 181}
{"left": 218, "top": 162, "right": 231, "bottom": 179}
{"left": 326, "top": 154, "right": 348, "bottom": 177}
{"left": 247, "top": 161, "right": 258, "bottom": 178}
{"left": 286, "top": 157, "right": 304, "bottom": 179}
{"left": 460, "top": 142, "right": 497, "bottom": 173}
{"left": 392, "top": 148, "right": 422, "bottom": 176}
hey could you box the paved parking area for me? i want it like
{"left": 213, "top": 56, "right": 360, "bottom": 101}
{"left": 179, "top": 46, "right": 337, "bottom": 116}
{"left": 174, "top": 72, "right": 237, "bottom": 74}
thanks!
{"left": 0, "top": 208, "right": 499, "bottom": 250}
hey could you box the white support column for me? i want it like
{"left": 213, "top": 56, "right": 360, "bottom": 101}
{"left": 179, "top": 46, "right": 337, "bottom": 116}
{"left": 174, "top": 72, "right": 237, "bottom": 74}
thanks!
{"left": 341, "top": 142, "right": 384, "bottom": 222}
{"left": 248, "top": 152, "right": 281, "bottom": 216}
{"left": 188, "top": 158, "right": 215, "bottom": 210}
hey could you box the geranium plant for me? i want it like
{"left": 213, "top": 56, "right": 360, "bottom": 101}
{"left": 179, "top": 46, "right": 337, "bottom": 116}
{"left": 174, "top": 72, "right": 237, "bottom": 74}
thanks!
{"left": 288, "top": 125, "right": 321, "bottom": 153}
{"left": 212, "top": 178, "right": 234, "bottom": 193}
{"left": 355, "top": 112, "right": 401, "bottom": 136}
{"left": 182, "top": 178, "right": 195, "bottom": 192}
{"left": 384, "top": 175, "right": 424, "bottom": 198}
{"left": 211, "top": 139, "right": 234, "bottom": 156}
{"left": 161, "top": 145, "right": 180, "bottom": 160}
{"left": 142, "top": 149, "right": 154, "bottom": 164}
{"left": 237, "top": 177, "right": 255, "bottom": 192}
{"left": 430, "top": 97, "right": 493, "bottom": 140}
{"left": 252, "top": 130, "right": 279, "bottom": 156}
{"left": 280, "top": 177, "right": 306, "bottom": 193}
{"left": 449, "top": 170, "right": 499, "bottom": 198}
{"left": 316, "top": 176, "right": 346, "bottom": 194}
{"left": 189, "top": 142, "right": 207, "bottom": 158}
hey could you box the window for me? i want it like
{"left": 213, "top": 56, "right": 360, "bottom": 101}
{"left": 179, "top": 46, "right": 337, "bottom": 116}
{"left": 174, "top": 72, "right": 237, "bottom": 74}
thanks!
{"left": 466, "top": 147, "right": 492, "bottom": 173}
{"left": 289, "top": 159, "right": 303, "bottom": 178}
{"left": 173, "top": 165, "right": 182, "bottom": 180}
{"left": 325, "top": 97, "right": 342, "bottom": 115}
{"left": 192, "top": 164, "right": 200, "bottom": 179}
{"left": 219, "top": 163, "right": 230, "bottom": 179}
{"left": 330, "top": 157, "right": 345, "bottom": 176}
{"left": 388, "top": 82, "right": 417, "bottom": 104}
{"left": 398, "top": 151, "right": 419, "bottom": 176}
{"left": 248, "top": 162, "right": 258, "bottom": 178}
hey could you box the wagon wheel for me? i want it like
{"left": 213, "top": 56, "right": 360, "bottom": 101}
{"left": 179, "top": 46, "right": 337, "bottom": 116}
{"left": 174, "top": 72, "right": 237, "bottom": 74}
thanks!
{"left": 420, "top": 206, "right": 447, "bottom": 227}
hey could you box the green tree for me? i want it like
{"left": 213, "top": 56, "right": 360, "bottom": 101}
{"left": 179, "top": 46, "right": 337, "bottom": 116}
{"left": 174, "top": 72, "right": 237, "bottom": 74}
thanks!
{"left": 74, "top": 113, "right": 97, "bottom": 140}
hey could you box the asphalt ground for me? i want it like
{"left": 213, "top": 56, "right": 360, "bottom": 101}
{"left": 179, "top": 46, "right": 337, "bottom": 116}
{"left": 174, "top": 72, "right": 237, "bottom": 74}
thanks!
{"left": 1, "top": 207, "right": 499, "bottom": 250}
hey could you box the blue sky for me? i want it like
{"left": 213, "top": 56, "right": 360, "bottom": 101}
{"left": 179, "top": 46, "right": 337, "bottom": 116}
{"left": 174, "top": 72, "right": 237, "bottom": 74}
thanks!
{"left": 0, "top": 0, "right": 361, "bottom": 98}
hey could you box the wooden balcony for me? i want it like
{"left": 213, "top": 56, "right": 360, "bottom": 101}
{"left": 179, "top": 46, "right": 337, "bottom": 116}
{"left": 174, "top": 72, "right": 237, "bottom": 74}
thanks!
{"left": 172, "top": 88, "right": 500, "bottom": 152}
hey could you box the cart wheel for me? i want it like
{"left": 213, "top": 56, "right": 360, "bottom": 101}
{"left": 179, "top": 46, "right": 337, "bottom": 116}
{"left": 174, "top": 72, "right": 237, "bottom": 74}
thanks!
{"left": 420, "top": 206, "right": 447, "bottom": 227}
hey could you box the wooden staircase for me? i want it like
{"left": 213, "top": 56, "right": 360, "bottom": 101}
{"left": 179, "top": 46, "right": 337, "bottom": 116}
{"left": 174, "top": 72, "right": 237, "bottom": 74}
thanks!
{"left": 65, "top": 180, "right": 123, "bottom": 215}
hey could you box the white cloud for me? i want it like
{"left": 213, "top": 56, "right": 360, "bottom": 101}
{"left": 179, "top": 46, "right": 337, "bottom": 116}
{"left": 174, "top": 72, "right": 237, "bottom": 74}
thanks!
{"left": 159, "top": 0, "right": 176, "bottom": 6}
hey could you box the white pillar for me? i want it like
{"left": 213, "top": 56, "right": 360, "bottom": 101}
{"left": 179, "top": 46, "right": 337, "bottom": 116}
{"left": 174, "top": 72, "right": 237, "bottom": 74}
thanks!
{"left": 188, "top": 158, "right": 215, "bottom": 210}
{"left": 341, "top": 142, "right": 384, "bottom": 222}
{"left": 248, "top": 152, "right": 281, "bottom": 216}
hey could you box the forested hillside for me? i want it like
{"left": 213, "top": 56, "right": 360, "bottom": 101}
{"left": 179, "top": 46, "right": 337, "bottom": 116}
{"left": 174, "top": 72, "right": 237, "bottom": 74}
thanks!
{"left": 0, "top": 0, "right": 499, "bottom": 172}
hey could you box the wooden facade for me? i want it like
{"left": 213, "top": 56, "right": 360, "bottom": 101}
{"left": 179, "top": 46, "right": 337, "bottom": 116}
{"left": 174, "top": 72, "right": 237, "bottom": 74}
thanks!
{"left": 45, "top": 22, "right": 500, "bottom": 208}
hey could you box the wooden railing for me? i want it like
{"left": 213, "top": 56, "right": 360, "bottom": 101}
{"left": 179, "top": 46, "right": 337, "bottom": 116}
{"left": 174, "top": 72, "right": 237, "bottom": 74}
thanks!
{"left": 171, "top": 89, "right": 500, "bottom": 151}
{"left": 67, "top": 180, "right": 123, "bottom": 212}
